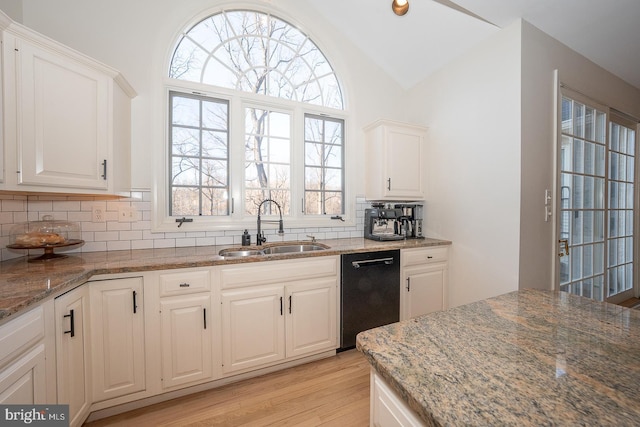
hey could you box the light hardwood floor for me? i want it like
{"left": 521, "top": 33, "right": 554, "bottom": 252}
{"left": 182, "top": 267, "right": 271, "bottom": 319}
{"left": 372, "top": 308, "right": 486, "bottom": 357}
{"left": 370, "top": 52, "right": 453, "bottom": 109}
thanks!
{"left": 85, "top": 350, "right": 370, "bottom": 427}
{"left": 619, "top": 297, "right": 640, "bottom": 309}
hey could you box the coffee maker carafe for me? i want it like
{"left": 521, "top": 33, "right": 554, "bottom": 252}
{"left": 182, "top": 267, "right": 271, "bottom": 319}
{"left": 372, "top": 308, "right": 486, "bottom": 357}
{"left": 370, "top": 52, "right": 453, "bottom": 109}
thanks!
{"left": 394, "top": 203, "right": 424, "bottom": 239}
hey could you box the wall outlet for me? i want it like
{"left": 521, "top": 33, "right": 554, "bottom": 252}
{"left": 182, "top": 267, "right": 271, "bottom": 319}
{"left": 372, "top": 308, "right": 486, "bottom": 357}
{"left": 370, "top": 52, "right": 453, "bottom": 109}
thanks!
{"left": 118, "top": 206, "right": 137, "bottom": 222}
{"left": 92, "top": 206, "right": 106, "bottom": 222}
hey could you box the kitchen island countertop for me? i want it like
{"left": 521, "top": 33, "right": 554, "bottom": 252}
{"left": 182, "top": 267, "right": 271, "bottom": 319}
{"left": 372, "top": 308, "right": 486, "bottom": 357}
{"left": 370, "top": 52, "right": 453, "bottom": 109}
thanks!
{"left": 357, "top": 288, "right": 640, "bottom": 426}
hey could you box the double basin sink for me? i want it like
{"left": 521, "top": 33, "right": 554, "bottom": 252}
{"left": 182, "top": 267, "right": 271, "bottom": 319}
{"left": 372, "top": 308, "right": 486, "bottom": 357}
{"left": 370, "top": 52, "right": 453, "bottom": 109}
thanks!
{"left": 219, "top": 242, "right": 330, "bottom": 258}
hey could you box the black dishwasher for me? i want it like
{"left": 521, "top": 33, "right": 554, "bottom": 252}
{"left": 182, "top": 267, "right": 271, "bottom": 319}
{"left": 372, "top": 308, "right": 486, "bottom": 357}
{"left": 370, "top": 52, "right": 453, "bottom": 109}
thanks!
{"left": 340, "top": 250, "right": 400, "bottom": 350}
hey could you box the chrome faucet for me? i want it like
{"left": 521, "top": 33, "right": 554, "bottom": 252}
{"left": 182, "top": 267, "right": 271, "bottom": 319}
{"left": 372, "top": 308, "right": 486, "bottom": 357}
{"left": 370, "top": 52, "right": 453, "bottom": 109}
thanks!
{"left": 256, "top": 199, "right": 285, "bottom": 245}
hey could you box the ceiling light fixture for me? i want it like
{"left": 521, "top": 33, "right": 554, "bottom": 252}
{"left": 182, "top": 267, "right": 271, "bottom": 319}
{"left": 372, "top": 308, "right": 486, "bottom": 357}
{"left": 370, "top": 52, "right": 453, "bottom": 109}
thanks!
{"left": 392, "top": 0, "right": 409, "bottom": 16}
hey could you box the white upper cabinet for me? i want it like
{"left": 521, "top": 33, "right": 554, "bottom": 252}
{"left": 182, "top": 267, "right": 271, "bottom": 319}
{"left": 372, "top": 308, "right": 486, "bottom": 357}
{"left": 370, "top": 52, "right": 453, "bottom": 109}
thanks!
{"left": 364, "top": 120, "right": 427, "bottom": 201}
{"left": 0, "top": 14, "right": 135, "bottom": 195}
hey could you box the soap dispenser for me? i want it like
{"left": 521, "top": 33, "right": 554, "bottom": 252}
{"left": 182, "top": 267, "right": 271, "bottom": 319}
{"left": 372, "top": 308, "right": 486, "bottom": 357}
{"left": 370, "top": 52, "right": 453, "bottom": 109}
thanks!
{"left": 241, "top": 229, "right": 251, "bottom": 246}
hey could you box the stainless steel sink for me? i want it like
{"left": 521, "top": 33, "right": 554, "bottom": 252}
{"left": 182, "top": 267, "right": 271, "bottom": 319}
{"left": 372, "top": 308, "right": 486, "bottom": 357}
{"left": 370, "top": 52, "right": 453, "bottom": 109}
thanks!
{"left": 262, "top": 243, "right": 329, "bottom": 254}
{"left": 218, "top": 242, "right": 329, "bottom": 258}
{"left": 218, "top": 248, "right": 265, "bottom": 257}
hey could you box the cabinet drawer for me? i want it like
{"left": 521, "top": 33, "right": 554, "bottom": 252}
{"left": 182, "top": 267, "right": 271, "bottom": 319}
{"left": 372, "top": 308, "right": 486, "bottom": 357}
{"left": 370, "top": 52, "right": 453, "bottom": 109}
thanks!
{"left": 159, "top": 269, "right": 211, "bottom": 297}
{"left": 220, "top": 256, "right": 339, "bottom": 289}
{"left": 0, "top": 306, "right": 45, "bottom": 367}
{"left": 402, "top": 247, "right": 448, "bottom": 267}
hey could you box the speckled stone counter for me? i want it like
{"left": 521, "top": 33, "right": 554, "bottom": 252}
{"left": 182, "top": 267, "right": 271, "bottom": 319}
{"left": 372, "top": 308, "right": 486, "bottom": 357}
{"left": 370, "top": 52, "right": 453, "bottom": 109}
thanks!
{"left": 356, "top": 289, "right": 640, "bottom": 426}
{"left": 0, "top": 237, "right": 450, "bottom": 324}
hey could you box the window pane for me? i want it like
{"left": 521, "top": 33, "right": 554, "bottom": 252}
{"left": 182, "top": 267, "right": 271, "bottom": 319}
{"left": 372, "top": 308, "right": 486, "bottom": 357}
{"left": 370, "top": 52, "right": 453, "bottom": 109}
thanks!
{"left": 561, "top": 97, "right": 572, "bottom": 133}
{"left": 244, "top": 107, "right": 291, "bottom": 215}
{"left": 574, "top": 102, "right": 585, "bottom": 137}
{"left": 172, "top": 128, "right": 200, "bottom": 156}
{"left": 169, "top": 92, "right": 229, "bottom": 216}
{"left": 304, "top": 115, "right": 344, "bottom": 216}
{"left": 202, "top": 131, "right": 228, "bottom": 159}
{"left": 584, "top": 142, "right": 595, "bottom": 175}
{"left": 171, "top": 187, "right": 200, "bottom": 216}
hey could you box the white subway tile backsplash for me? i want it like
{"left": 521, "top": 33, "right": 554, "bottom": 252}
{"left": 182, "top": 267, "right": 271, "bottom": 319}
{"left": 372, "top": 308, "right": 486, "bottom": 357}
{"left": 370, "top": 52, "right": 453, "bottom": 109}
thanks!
{"left": 131, "top": 239, "right": 154, "bottom": 250}
{"left": 153, "top": 239, "right": 176, "bottom": 249}
{"left": 82, "top": 241, "right": 107, "bottom": 252}
{"left": 0, "top": 191, "right": 368, "bottom": 261}
{"left": 107, "top": 240, "right": 131, "bottom": 251}
{"left": 120, "top": 230, "right": 143, "bottom": 241}
{"left": 94, "top": 231, "right": 120, "bottom": 242}
{"left": 2, "top": 200, "right": 25, "bottom": 211}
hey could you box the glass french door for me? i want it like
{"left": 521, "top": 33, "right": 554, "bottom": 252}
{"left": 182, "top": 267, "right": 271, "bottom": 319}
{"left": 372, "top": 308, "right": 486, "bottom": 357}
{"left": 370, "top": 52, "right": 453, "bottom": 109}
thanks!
{"left": 557, "top": 92, "right": 638, "bottom": 303}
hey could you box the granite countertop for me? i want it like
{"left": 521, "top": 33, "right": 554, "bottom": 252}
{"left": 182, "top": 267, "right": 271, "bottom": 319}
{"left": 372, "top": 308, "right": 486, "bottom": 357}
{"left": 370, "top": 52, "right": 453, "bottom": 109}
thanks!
{"left": 0, "top": 237, "right": 450, "bottom": 323}
{"left": 356, "top": 288, "right": 640, "bottom": 427}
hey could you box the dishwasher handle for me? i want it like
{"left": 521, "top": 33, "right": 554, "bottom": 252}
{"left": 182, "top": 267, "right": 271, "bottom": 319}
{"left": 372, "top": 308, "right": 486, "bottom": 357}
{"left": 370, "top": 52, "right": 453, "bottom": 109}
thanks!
{"left": 351, "top": 257, "right": 394, "bottom": 269}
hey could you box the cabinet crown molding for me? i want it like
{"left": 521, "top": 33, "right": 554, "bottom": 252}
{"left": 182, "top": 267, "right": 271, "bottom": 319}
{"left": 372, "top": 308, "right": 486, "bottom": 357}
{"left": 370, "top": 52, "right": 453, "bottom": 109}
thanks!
{"left": 1, "top": 11, "right": 136, "bottom": 98}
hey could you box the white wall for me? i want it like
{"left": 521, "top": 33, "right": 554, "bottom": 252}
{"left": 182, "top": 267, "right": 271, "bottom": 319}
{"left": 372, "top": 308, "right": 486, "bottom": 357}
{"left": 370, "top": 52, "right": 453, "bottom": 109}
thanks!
{"left": 404, "top": 19, "right": 640, "bottom": 308}
{"left": 18, "top": 0, "right": 406, "bottom": 194}
{"left": 405, "top": 22, "right": 523, "bottom": 307}
{"left": 0, "top": 0, "right": 20, "bottom": 22}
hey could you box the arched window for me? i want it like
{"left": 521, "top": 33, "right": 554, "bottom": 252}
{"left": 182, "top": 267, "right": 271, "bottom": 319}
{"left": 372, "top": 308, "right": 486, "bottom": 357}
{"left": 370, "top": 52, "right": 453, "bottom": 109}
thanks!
{"left": 170, "top": 10, "right": 343, "bottom": 109}
{"left": 166, "top": 9, "right": 346, "bottom": 224}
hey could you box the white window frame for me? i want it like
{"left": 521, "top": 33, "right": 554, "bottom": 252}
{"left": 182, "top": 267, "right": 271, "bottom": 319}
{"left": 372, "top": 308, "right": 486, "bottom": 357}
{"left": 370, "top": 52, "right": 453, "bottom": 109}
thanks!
{"left": 153, "top": 79, "right": 353, "bottom": 233}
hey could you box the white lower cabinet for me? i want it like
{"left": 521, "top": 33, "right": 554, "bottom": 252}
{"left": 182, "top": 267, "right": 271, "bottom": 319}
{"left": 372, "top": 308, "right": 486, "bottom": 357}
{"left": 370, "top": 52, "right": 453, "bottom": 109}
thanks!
{"left": 286, "top": 278, "right": 337, "bottom": 358}
{"left": 221, "top": 285, "right": 285, "bottom": 373}
{"left": 157, "top": 268, "right": 214, "bottom": 390}
{"left": 371, "top": 370, "right": 425, "bottom": 427}
{"left": 160, "top": 293, "right": 213, "bottom": 389}
{"left": 89, "top": 277, "right": 145, "bottom": 402}
{"left": 0, "top": 344, "right": 46, "bottom": 404}
{"left": 221, "top": 277, "right": 337, "bottom": 374}
{"left": 0, "top": 303, "right": 54, "bottom": 405}
{"left": 55, "top": 286, "right": 91, "bottom": 427}
{"left": 219, "top": 256, "right": 338, "bottom": 375}
{"left": 400, "top": 247, "right": 449, "bottom": 321}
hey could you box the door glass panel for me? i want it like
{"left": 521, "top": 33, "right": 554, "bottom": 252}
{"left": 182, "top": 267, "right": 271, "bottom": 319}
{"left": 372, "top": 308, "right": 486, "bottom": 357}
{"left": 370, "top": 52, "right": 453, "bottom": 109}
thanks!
{"left": 559, "top": 95, "right": 637, "bottom": 302}
{"left": 557, "top": 96, "right": 635, "bottom": 303}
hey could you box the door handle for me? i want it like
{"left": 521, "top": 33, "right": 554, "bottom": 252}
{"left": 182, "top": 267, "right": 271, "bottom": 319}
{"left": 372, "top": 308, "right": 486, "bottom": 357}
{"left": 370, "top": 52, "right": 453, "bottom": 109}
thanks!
{"left": 203, "top": 308, "right": 207, "bottom": 330}
{"left": 63, "top": 309, "right": 75, "bottom": 338}
{"left": 352, "top": 258, "right": 394, "bottom": 268}
{"left": 132, "top": 290, "right": 138, "bottom": 314}
{"left": 558, "top": 239, "right": 569, "bottom": 257}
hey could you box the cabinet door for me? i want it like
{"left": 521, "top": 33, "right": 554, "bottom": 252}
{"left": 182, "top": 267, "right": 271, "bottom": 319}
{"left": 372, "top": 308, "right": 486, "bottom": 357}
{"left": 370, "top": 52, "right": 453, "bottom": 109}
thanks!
{"left": 0, "top": 344, "right": 46, "bottom": 404}
{"left": 371, "top": 371, "right": 425, "bottom": 427}
{"left": 384, "top": 126, "right": 424, "bottom": 199}
{"left": 402, "top": 264, "right": 446, "bottom": 320}
{"left": 16, "top": 37, "right": 109, "bottom": 190}
{"left": 160, "top": 294, "right": 212, "bottom": 389}
{"left": 221, "top": 286, "right": 285, "bottom": 374}
{"left": 90, "top": 277, "right": 145, "bottom": 402}
{"left": 286, "top": 278, "right": 337, "bottom": 358}
{"left": 55, "top": 287, "right": 91, "bottom": 427}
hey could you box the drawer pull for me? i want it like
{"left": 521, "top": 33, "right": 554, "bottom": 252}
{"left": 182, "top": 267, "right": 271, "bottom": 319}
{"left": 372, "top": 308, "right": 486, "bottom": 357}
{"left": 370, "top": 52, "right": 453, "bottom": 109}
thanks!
{"left": 179, "top": 283, "right": 190, "bottom": 288}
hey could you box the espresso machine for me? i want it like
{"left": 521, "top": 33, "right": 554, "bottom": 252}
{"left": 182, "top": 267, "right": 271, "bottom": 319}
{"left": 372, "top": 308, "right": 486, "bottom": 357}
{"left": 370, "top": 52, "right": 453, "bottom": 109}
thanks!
{"left": 364, "top": 203, "right": 425, "bottom": 241}
{"left": 364, "top": 204, "right": 405, "bottom": 241}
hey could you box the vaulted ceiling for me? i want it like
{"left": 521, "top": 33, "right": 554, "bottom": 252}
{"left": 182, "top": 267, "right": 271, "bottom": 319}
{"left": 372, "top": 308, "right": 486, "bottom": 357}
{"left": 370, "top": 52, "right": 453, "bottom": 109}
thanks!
{"left": 306, "top": 0, "right": 640, "bottom": 90}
